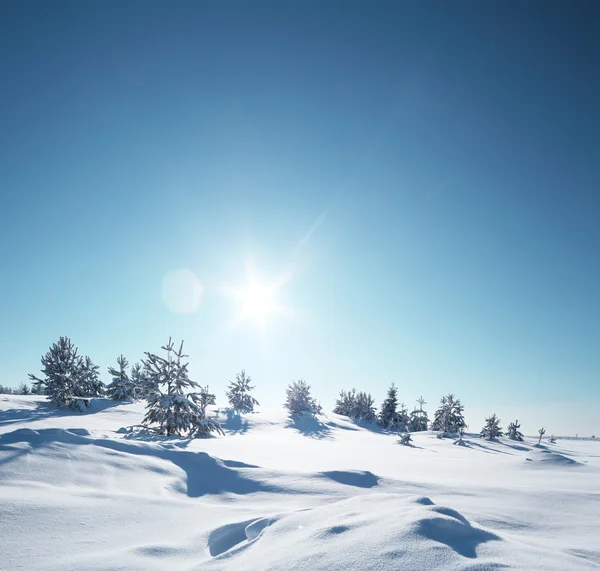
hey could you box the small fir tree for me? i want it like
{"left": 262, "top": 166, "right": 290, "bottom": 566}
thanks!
{"left": 106, "top": 355, "right": 136, "bottom": 400}
{"left": 480, "top": 414, "right": 503, "bottom": 440}
{"left": 430, "top": 394, "right": 466, "bottom": 435}
{"left": 538, "top": 427, "right": 546, "bottom": 444}
{"left": 408, "top": 396, "right": 429, "bottom": 432}
{"left": 28, "top": 337, "right": 92, "bottom": 410}
{"left": 333, "top": 389, "right": 376, "bottom": 422}
{"left": 507, "top": 420, "right": 524, "bottom": 441}
{"left": 378, "top": 384, "right": 398, "bottom": 428}
{"left": 193, "top": 385, "right": 216, "bottom": 411}
{"left": 284, "top": 380, "right": 321, "bottom": 415}
{"left": 399, "top": 433, "right": 412, "bottom": 445}
{"left": 79, "top": 356, "right": 105, "bottom": 397}
{"left": 130, "top": 362, "right": 148, "bottom": 399}
{"left": 142, "top": 338, "right": 222, "bottom": 437}
{"left": 226, "top": 370, "right": 259, "bottom": 412}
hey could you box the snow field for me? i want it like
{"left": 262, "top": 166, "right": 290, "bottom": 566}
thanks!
{"left": 1, "top": 396, "right": 599, "bottom": 570}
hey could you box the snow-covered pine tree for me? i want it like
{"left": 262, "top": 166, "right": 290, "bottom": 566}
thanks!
{"left": 398, "top": 433, "right": 412, "bottom": 445}
{"left": 106, "top": 355, "right": 136, "bottom": 400}
{"left": 354, "top": 391, "right": 376, "bottom": 422}
{"left": 480, "top": 414, "right": 503, "bottom": 440}
{"left": 284, "top": 380, "right": 321, "bottom": 415}
{"left": 333, "top": 389, "right": 355, "bottom": 416}
{"left": 430, "top": 394, "right": 466, "bottom": 435}
{"left": 332, "top": 388, "right": 376, "bottom": 422}
{"left": 141, "top": 338, "right": 223, "bottom": 437}
{"left": 507, "top": 420, "right": 524, "bottom": 441}
{"left": 226, "top": 370, "right": 259, "bottom": 412}
{"left": 193, "top": 385, "right": 216, "bottom": 411}
{"left": 538, "top": 427, "right": 546, "bottom": 444}
{"left": 28, "top": 336, "right": 92, "bottom": 410}
{"left": 378, "top": 384, "right": 398, "bottom": 429}
{"left": 408, "top": 396, "right": 429, "bottom": 432}
{"left": 79, "top": 356, "right": 105, "bottom": 397}
{"left": 394, "top": 402, "right": 410, "bottom": 432}
{"left": 130, "top": 361, "right": 150, "bottom": 400}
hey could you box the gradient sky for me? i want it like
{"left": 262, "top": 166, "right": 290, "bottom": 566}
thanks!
{"left": 1, "top": 1, "right": 598, "bottom": 435}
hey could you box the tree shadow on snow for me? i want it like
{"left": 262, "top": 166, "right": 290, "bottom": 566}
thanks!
{"left": 218, "top": 409, "right": 250, "bottom": 435}
{"left": 319, "top": 470, "right": 380, "bottom": 488}
{"left": 456, "top": 439, "right": 511, "bottom": 455}
{"left": 497, "top": 440, "right": 530, "bottom": 452}
{"left": 0, "top": 427, "right": 269, "bottom": 497}
{"left": 352, "top": 418, "right": 386, "bottom": 434}
{"left": 0, "top": 398, "right": 124, "bottom": 428}
{"left": 285, "top": 414, "right": 332, "bottom": 439}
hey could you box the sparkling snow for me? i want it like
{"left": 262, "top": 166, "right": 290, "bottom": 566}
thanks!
{"left": 1, "top": 395, "right": 598, "bottom": 570}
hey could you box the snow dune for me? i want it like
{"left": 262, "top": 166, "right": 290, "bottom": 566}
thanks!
{"left": 1, "top": 396, "right": 599, "bottom": 570}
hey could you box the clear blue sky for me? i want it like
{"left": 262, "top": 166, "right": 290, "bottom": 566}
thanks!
{"left": 1, "top": 1, "right": 598, "bottom": 435}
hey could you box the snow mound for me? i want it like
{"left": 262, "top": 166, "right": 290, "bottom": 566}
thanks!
{"left": 526, "top": 445, "right": 584, "bottom": 467}
{"left": 202, "top": 494, "right": 595, "bottom": 570}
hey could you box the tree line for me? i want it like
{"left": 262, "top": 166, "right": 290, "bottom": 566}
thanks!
{"left": 22, "top": 336, "right": 558, "bottom": 443}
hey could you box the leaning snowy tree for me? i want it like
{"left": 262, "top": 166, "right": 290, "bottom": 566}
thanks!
{"left": 28, "top": 336, "right": 93, "bottom": 411}
{"left": 141, "top": 338, "right": 223, "bottom": 437}
{"left": 226, "top": 370, "right": 259, "bottom": 412}
{"left": 284, "top": 380, "right": 321, "bottom": 415}
{"left": 106, "top": 355, "right": 136, "bottom": 400}
{"left": 408, "top": 396, "right": 429, "bottom": 432}
{"left": 480, "top": 414, "right": 503, "bottom": 440}
{"left": 507, "top": 420, "right": 524, "bottom": 441}
{"left": 538, "top": 427, "right": 546, "bottom": 444}
{"left": 430, "top": 394, "right": 466, "bottom": 436}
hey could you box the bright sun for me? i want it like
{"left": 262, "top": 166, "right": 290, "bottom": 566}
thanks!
{"left": 237, "top": 278, "right": 280, "bottom": 325}
{"left": 223, "top": 263, "right": 294, "bottom": 330}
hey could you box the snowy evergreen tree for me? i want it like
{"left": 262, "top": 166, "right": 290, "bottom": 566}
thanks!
{"left": 333, "top": 388, "right": 376, "bottom": 422}
{"left": 28, "top": 337, "right": 92, "bottom": 410}
{"left": 378, "top": 384, "right": 398, "bottom": 428}
{"left": 226, "top": 370, "right": 259, "bottom": 412}
{"left": 408, "top": 396, "right": 429, "bottom": 432}
{"left": 284, "top": 380, "right": 321, "bottom": 415}
{"left": 480, "top": 414, "right": 503, "bottom": 440}
{"left": 79, "top": 356, "right": 105, "bottom": 397}
{"left": 430, "top": 394, "right": 466, "bottom": 435}
{"left": 130, "top": 361, "right": 150, "bottom": 400}
{"left": 538, "top": 427, "right": 546, "bottom": 444}
{"left": 507, "top": 420, "right": 524, "bottom": 441}
{"left": 141, "top": 338, "right": 223, "bottom": 437}
{"left": 193, "top": 385, "right": 216, "bottom": 411}
{"left": 398, "top": 433, "right": 412, "bottom": 445}
{"left": 106, "top": 355, "right": 136, "bottom": 400}
{"left": 333, "top": 389, "right": 355, "bottom": 416}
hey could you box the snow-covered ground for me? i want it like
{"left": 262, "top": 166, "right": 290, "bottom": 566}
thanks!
{"left": 1, "top": 396, "right": 599, "bottom": 570}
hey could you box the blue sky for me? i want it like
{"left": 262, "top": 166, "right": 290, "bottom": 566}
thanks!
{"left": 1, "top": 1, "right": 598, "bottom": 434}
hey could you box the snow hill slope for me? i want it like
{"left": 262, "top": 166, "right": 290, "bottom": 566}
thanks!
{"left": 1, "top": 396, "right": 599, "bottom": 570}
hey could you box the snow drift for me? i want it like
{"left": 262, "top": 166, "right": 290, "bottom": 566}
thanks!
{"left": 1, "top": 396, "right": 599, "bottom": 570}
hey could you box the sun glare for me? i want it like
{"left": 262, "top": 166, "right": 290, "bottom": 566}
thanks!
{"left": 237, "top": 278, "right": 280, "bottom": 325}
{"left": 221, "top": 262, "right": 294, "bottom": 330}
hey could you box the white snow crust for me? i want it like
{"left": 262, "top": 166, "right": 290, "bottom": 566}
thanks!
{"left": 1, "top": 395, "right": 599, "bottom": 570}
